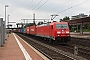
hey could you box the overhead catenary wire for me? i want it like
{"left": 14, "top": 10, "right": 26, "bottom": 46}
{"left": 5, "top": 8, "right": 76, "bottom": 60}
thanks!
{"left": 20, "top": 0, "right": 90, "bottom": 23}
{"left": 28, "top": 0, "right": 43, "bottom": 16}
{"left": 35, "top": 0, "right": 49, "bottom": 12}
{"left": 27, "top": 0, "right": 49, "bottom": 20}
{"left": 18, "top": 0, "right": 34, "bottom": 19}
{"left": 20, "top": 0, "right": 49, "bottom": 23}
{"left": 10, "top": 0, "right": 33, "bottom": 23}
{"left": 44, "top": 0, "right": 90, "bottom": 21}
{"left": 23, "top": 0, "right": 34, "bottom": 18}
{"left": 32, "top": 0, "right": 42, "bottom": 11}
{"left": 47, "top": 1, "right": 72, "bottom": 13}
{"left": 57, "top": 0, "right": 90, "bottom": 14}
{"left": 23, "top": 0, "right": 48, "bottom": 19}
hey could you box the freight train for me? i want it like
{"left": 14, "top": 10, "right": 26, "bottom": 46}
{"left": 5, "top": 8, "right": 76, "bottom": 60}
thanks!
{"left": 14, "top": 22, "right": 70, "bottom": 43}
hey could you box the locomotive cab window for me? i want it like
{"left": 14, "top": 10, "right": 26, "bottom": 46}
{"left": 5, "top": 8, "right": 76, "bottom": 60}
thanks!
{"left": 56, "top": 24, "right": 68, "bottom": 28}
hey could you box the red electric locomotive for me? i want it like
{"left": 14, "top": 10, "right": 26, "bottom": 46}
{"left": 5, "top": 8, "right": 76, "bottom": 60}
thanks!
{"left": 36, "top": 22, "right": 70, "bottom": 43}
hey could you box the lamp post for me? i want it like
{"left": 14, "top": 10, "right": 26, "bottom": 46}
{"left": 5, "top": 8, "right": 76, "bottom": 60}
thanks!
{"left": 5, "top": 5, "right": 9, "bottom": 39}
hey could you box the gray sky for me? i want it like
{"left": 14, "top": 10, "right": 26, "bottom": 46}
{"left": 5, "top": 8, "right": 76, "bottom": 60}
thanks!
{"left": 0, "top": 0, "right": 90, "bottom": 27}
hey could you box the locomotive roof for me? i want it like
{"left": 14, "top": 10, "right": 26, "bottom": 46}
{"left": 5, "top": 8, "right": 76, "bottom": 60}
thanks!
{"left": 37, "top": 22, "right": 68, "bottom": 27}
{"left": 50, "top": 22, "right": 68, "bottom": 25}
{"left": 37, "top": 23, "right": 49, "bottom": 27}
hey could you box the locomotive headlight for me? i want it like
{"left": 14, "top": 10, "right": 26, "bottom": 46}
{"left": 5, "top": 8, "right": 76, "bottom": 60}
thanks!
{"left": 57, "top": 32, "right": 61, "bottom": 34}
{"left": 66, "top": 31, "right": 69, "bottom": 34}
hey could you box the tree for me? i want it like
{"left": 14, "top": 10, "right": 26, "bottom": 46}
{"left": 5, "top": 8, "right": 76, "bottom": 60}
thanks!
{"left": 60, "top": 16, "right": 70, "bottom": 22}
{"left": 60, "top": 19, "right": 63, "bottom": 22}
{"left": 63, "top": 16, "right": 70, "bottom": 21}
{"left": 37, "top": 21, "right": 43, "bottom": 25}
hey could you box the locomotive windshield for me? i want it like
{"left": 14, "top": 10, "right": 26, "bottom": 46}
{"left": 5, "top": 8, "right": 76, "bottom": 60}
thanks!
{"left": 56, "top": 24, "right": 68, "bottom": 28}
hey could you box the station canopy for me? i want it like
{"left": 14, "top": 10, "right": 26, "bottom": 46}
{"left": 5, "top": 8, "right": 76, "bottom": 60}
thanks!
{"left": 66, "top": 17, "right": 90, "bottom": 25}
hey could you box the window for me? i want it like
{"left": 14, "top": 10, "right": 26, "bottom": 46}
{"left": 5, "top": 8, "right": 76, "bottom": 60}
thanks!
{"left": 56, "top": 24, "right": 68, "bottom": 28}
{"left": 51, "top": 25, "right": 53, "bottom": 29}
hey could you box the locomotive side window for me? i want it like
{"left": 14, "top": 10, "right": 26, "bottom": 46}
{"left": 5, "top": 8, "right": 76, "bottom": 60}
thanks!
{"left": 51, "top": 25, "right": 53, "bottom": 29}
{"left": 56, "top": 24, "right": 68, "bottom": 28}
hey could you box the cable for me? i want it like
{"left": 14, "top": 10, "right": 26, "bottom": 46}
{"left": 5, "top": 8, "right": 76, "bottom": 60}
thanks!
{"left": 28, "top": 0, "right": 43, "bottom": 16}
{"left": 32, "top": 0, "right": 42, "bottom": 10}
{"left": 48, "top": 0, "right": 72, "bottom": 13}
{"left": 27, "top": 0, "right": 49, "bottom": 19}
{"left": 19, "top": 0, "right": 34, "bottom": 18}
{"left": 24, "top": 0, "right": 34, "bottom": 17}
{"left": 57, "top": 0, "right": 90, "bottom": 14}
{"left": 35, "top": 0, "right": 49, "bottom": 12}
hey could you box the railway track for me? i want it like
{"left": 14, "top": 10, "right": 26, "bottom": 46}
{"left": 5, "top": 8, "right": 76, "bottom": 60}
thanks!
{"left": 68, "top": 37, "right": 90, "bottom": 60}
{"left": 30, "top": 34, "right": 90, "bottom": 59}
{"left": 17, "top": 33, "right": 88, "bottom": 60}
{"left": 70, "top": 37, "right": 90, "bottom": 47}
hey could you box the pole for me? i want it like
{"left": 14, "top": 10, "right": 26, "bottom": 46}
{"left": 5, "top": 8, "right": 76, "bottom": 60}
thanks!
{"left": 21, "top": 14, "right": 49, "bottom": 25}
{"left": 80, "top": 22, "right": 83, "bottom": 34}
{"left": 24, "top": 19, "right": 25, "bottom": 28}
{"left": 8, "top": 15, "right": 10, "bottom": 37}
{"left": 5, "top": 6, "right": 6, "bottom": 39}
{"left": 27, "top": 19, "right": 28, "bottom": 24}
{"left": 74, "top": 46, "right": 78, "bottom": 56}
{"left": 0, "top": 18, "right": 4, "bottom": 46}
{"left": 5, "top": 5, "right": 9, "bottom": 40}
{"left": 33, "top": 13, "right": 35, "bottom": 24}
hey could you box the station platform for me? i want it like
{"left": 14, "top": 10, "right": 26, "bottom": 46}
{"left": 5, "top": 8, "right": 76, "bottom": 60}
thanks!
{"left": 0, "top": 33, "right": 49, "bottom": 60}
{"left": 70, "top": 32, "right": 90, "bottom": 39}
